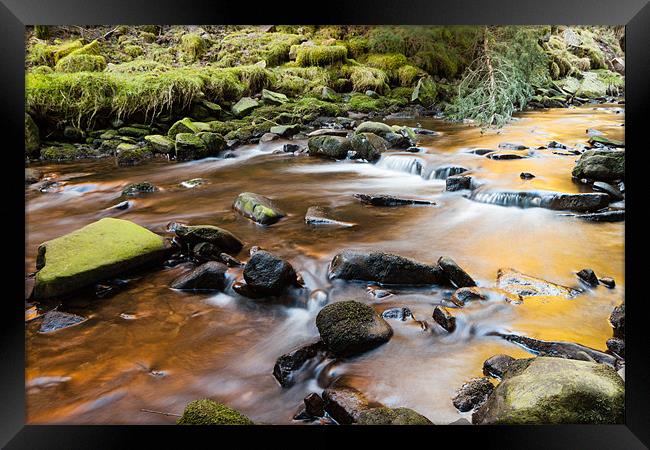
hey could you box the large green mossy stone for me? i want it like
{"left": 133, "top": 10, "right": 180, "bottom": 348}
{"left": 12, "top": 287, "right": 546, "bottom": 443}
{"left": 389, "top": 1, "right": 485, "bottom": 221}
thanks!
{"left": 231, "top": 97, "right": 260, "bottom": 117}
{"left": 177, "top": 399, "right": 254, "bottom": 425}
{"left": 233, "top": 192, "right": 285, "bottom": 225}
{"left": 34, "top": 218, "right": 168, "bottom": 299}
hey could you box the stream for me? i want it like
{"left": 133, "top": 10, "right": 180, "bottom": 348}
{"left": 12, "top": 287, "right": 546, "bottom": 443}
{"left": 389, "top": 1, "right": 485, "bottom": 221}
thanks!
{"left": 25, "top": 103, "right": 624, "bottom": 424}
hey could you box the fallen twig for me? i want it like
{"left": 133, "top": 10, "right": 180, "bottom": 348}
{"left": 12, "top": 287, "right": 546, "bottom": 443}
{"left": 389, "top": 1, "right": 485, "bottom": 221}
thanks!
{"left": 140, "top": 408, "right": 181, "bottom": 417}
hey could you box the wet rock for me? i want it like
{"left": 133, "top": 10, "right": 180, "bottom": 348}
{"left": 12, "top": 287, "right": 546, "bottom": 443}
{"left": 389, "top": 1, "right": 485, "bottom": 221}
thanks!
{"left": 305, "top": 206, "right": 355, "bottom": 227}
{"left": 446, "top": 175, "right": 473, "bottom": 191}
{"left": 437, "top": 256, "right": 476, "bottom": 288}
{"left": 282, "top": 143, "right": 303, "bottom": 153}
{"left": 316, "top": 300, "right": 393, "bottom": 357}
{"left": 432, "top": 165, "right": 468, "bottom": 180}
{"left": 308, "top": 135, "right": 352, "bottom": 160}
{"left": 170, "top": 261, "right": 228, "bottom": 291}
{"left": 432, "top": 306, "right": 456, "bottom": 332}
{"left": 322, "top": 386, "right": 372, "bottom": 424}
{"left": 25, "top": 168, "right": 42, "bottom": 184}
{"left": 468, "top": 148, "right": 495, "bottom": 155}
{"left": 520, "top": 172, "right": 535, "bottom": 179}
{"left": 588, "top": 135, "right": 624, "bottom": 148}
{"left": 261, "top": 89, "right": 288, "bottom": 105}
{"left": 233, "top": 192, "right": 285, "bottom": 225}
{"left": 95, "top": 278, "right": 130, "bottom": 298}
{"left": 606, "top": 338, "right": 624, "bottom": 359}
{"left": 487, "top": 152, "right": 528, "bottom": 160}
{"left": 572, "top": 149, "right": 624, "bottom": 181}
{"left": 496, "top": 268, "right": 580, "bottom": 298}
{"left": 260, "top": 132, "right": 278, "bottom": 143}
{"left": 304, "top": 393, "right": 325, "bottom": 417}
{"left": 144, "top": 134, "right": 174, "bottom": 154}
{"left": 599, "top": 277, "right": 616, "bottom": 288}
{"left": 349, "top": 133, "right": 388, "bottom": 161}
{"left": 270, "top": 124, "right": 300, "bottom": 137}
{"left": 220, "top": 253, "right": 243, "bottom": 267}
{"left": 33, "top": 218, "right": 169, "bottom": 300}
{"left": 592, "top": 181, "right": 624, "bottom": 200}
{"left": 353, "top": 193, "right": 435, "bottom": 206}
{"left": 576, "top": 268, "right": 599, "bottom": 287}
{"left": 39, "top": 310, "right": 86, "bottom": 333}
{"left": 483, "top": 354, "right": 516, "bottom": 379}
{"left": 242, "top": 250, "right": 298, "bottom": 297}
{"left": 452, "top": 377, "right": 494, "bottom": 412}
{"left": 609, "top": 304, "right": 624, "bottom": 338}
{"left": 472, "top": 357, "right": 624, "bottom": 424}
{"left": 491, "top": 332, "right": 618, "bottom": 367}
{"left": 180, "top": 178, "right": 207, "bottom": 189}
{"left": 307, "top": 128, "right": 348, "bottom": 137}
{"left": 450, "top": 286, "right": 488, "bottom": 307}
{"left": 382, "top": 307, "right": 413, "bottom": 321}
{"left": 413, "top": 127, "right": 438, "bottom": 135}
{"left": 355, "top": 121, "right": 415, "bottom": 148}
{"left": 367, "top": 286, "right": 394, "bottom": 299}
{"left": 547, "top": 141, "right": 567, "bottom": 149}
{"left": 191, "top": 241, "right": 219, "bottom": 262}
{"left": 122, "top": 182, "right": 158, "bottom": 196}
{"left": 177, "top": 399, "right": 254, "bottom": 425}
{"left": 405, "top": 146, "right": 423, "bottom": 153}
{"left": 329, "top": 250, "right": 447, "bottom": 285}
{"left": 498, "top": 142, "right": 528, "bottom": 150}
{"left": 174, "top": 224, "right": 244, "bottom": 254}
{"left": 231, "top": 97, "right": 260, "bottom": 117}
{"left": 566, "top": 210, "right": 625, "bottom": 222}
{"left": 357, "top": 407, "right": 433, "bottom": 425}
{"left": 175, "top": 132, "right": 226, "bottom": 161}
{"left": 273, "top": 341, "right": 327, "bottom": 387}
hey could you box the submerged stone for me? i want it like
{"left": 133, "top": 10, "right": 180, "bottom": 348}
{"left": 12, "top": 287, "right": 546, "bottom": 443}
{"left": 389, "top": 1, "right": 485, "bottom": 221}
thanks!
{"left": 122, "top": 182, "right": 158, "bottom": 196}
{"left": 496, "top": 268, "right": 580, "bottom": 298}
{"left": 39, "top": 310, "right": 86, "bottom": 333}
{"left": 34, "top": 218, "right": 168, "bottom": 299}
{"left": 305, "top": 206, "right": 355, "bottom": 227}
{"left": 170, "top": 261, "right": 228, "bottom": 291}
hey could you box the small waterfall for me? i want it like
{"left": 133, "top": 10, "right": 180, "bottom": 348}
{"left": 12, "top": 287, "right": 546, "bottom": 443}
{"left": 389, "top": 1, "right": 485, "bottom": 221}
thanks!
{"left": 468, "top": 190, "right": 544, "bottom": 208}
{"left": 375, "top": 154, "right": 424, "bottom": 176}
{"left": 425, "top": 165, "right": 469, "bottom": 180}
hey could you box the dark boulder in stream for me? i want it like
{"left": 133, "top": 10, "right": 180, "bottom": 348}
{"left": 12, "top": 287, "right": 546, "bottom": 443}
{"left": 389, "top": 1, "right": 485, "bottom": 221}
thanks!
{"left": 316, "top": 300, "right": 393, "bottom": 357}
{"left": 606, "top": 338, "right": 625, "bottom": 359}
{"left": 242, "top": 250, "right": 299, "bottom": 297}
{"left": 483, "top": 354, "right": 516, "bottom": 379}
{"left": 437, "top": 256, "right": 476, "bottom": 288}
{"left": 322, "top": 386, "right": 377, "bottom": 424}
{"left": 450, "top": 286, "right": 488, "bottom": 306}
{"left": 576, "top": 268, "right": 599, "bottom": 287}
{"left": 609, "top": 304, "right": 624, "bottom": 338}
{"left": 572, "top": 149, "right": 625, "bottom": 181}
{"left": 308, "top": 135, "right": 352, "bottom": 159}
{"left": 452, "top": 377, "right": 494, "bottom": 412}
{"left": 353, "top": 193, "right": 435, "bottom": 207}
{"left": 472, "top": 357, "right": 624, "bottom": 424}
{"left": 233, "top": 192, "right": 285, "bottom": 225}
{"left": 273, "top": 341, "right": 327, "bottom": 387}
{"left": 329, "top": 250, "right": 447, "bottom": 285}
{"left": 173, "top": 224, "right": 244, "bottom": 254}
{"left": 432, "top": 306, "right": 456, "bottom": 332}
{"left": 170, "top": 261, "right": 228, "bottom": 291}
{"left": 349, "top": 133, "right": 388, "bottom": 161}
{"left": 468, "top": 190, "right": 609, "bottom": 213}
{"left": 446, "top": 175, "right": 473, "bottom": 191}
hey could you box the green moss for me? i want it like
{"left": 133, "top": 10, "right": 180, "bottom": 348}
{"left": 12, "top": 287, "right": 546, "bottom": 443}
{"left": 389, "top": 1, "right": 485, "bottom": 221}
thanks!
{"left": 345, "top": 37, "right": 369, "bottom": 59}
{"left": 70, "top": 40, "right": 101, "bottom": 57}
{"left": 347, "top": 93, "right": 384, "bottom": 112}
{"left": 215, "top": 32, "right": 302, "bottom": 67}
{"left": 32, "top": 65, "right": 54, "bottom": 75}
{"left": 34, "top": 25, "right": 50, "bottom": 39}
{"left": 343, "top": 65, "right": 389, "bottom": 93}
{"left": 124, "top": 44, "right": 144, "bottom": 58}
{"left": 167, "top": 117, "right": 210, "bottom": 137}
{"left": 357, "top": 407, "right": 433, "bottom": 425}
{"left": 269, "top": 66, "right": 331, "bottom": 96}
{"left": 365, "top": 53, "right": 408, "bottom": 71}
{"left": 117, "top": 143, "right": 152, "bottom": 165}
{"left": 397, "top": 64, "right": 420, "bottom": 86}
{"left": 55, "top": 54, "right": 107, "bottom": 73}
{"left": 295, "top": 45, "right": 347, "bottom": 67}
{"left": 177, "top": 399, "right": 253, "bottom": 425}
{"left": 411, "top": 76, "right": 437, "bottom": 106}
{"left": 367, "top": 27, "right": 406, "bottom": 54}
{"left": 40, "top": 143, "right": 83, "bottom": 160}
{"left": 105, "top": 60, "right": 168, "bottom": 73}
{"left": 180, "top": 33, "right": 207, "bottom": 62}
{"left": 140, "top": 31, "right": 157, "bottom": 43}
{"left": 34, "top": 218, "right": 167, "bottom": 299}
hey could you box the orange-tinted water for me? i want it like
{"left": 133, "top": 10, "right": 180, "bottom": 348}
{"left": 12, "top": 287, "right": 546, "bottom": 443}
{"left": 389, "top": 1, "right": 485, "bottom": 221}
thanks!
{"left": 25, "top": 104, "right": 624, "bottom": 424}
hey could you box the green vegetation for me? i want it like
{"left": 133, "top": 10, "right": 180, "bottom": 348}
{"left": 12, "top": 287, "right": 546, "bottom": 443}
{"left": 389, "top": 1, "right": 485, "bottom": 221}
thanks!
{"left": 295, "top": 45, "right": 347, "bottom": 67}
{"left": 177, "top": 399, "right": 254, "bottom": 425}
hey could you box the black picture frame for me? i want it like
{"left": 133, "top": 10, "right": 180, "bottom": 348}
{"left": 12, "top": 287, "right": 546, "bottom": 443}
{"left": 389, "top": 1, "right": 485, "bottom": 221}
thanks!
{"left": 4, "top": 0, "right": 649, "bottom": 447}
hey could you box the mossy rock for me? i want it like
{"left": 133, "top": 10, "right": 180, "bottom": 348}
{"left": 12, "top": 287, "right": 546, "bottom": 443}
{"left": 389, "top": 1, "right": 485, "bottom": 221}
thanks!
{"left": 174, "top": 224, "right": 244, "bottom": 254}
{"left": 116, "top": 143, "right": 152, "bottom": 166}
{"left": 25, "top": 113, "right": 40, "bottom": 158}
{"left": 233, "top": 192, "right": 285, "bottom": 225}
{"left": 231, "top": 97, "right": 260, "bottom": 117}
{"left": 55, "top": 54, "right": 106, "bottom": 73}
{"left": 411, "top": 76, "right": 437, "bottom": 106}
{"left": 144, "top": 134, "right": 174, "bottom": 154}
{"left": 40, "top": 143, "right": 82, "bottom": 161}
{"left": 473, "top": 357, "right": 624, "bottom": 424}
{"left": 572, "top": 149, "right": 624, "bottom": 181}
{"left": 196, "top": 131, "right": 226, "bottom": 153}
{"left": 119, "top": 126, "right": 150, "bottom": 138}
{"left": 315, "top": 300, "right": 393, "bottom": 357}
{"left": 576, "top": 71, "right": 608, "bottom": 98}
{"left": 33, "top": 218, "right": 168, "bottom": 299}
{"left": 308, "top": 135, "right": 352, "bottom": 160}
{"left": 354, "top": 121, "right": 394, "bottom": 136}
{"left": 349, "top": 133, "right": 387, "bottom": 162}
{"left": 261, "top": 89, "right": 289, "bottom": 105}
{"left": 588, "top": 135, "right": 624, "bottom": 148}
{"left": 269, "top": 124, "right": 299, "bottom": 137}
{"left": 357, "top": 407, "right": 433, "bottom": 425}
{"left": 174, "top": 132, "right": 225, "bottom": 161}
{"left": 295, "top": 45, "right": 347, "bottom": 67}
{"left": 167, "top": 118, "right": 211, "bottom": 138}
{"left": 177, "top": 399, "right": 253, "bottom": 425}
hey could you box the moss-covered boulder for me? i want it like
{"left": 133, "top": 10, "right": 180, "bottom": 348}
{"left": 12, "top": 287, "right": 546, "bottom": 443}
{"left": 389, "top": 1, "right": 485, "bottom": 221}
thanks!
{"left": 355, "top": 121, "right": 393, "bottom": 136}
{"left": 118, "top": 126, "right": 150, "bottom": 138}
{"left": 316, "top": 300, "right": 393, "bottom": 357}
{"left": 473, "top": 357, "right": 624, "bottom": 424}
{"left": 349, "top": 132, "right": 387, "bottom": 161}
{"left": 270, "top": 124, "right": 300, "bottom": 137}
{"left": 177, "top": 399, "right": 253, "bottom": 425}
{"left": 308, "top": 135, "right": 352, "bottom": 160}
{"left": 144, "top": 134, "right": 174, "bottom": 154}
{"left": 55, "top": 54, "right": 107, "bottom": 73}
{"left": 233, "top": 192, "right": 285, "bottom": 225}
{"left": 116, "top": 143, "right": 152, "bottom": 166}
{"left": 25, "top": 113, "right": 40, "bottom": 158}
{"left": 174, "top": 132, "right": 225, "bottom": 161}
{"left": 40, "top": 143, "right": 84, "bottom": 161}
{"left": 355, "top": 121, "right": 415, "bottom": 148}
{"left": 261, "top": 89, "right": 289, "bottom": 105}
{"left": 174, "top": 224, "right": 244, "bottom": 254}
{"left": 167, "top": 118, "right": 211, "bottom": 138}
{"left": 357, "top": 407, "right": 433, "bottom": 425}
{"left": 231, "top": 97, "right": 260, "bottom": 117}
{"left": 572, "top": 149, "right": 624, "bottom": 181}
{"left": 588, "top": 135, "right": 624, "bottom": 148}
{"left": 33, "top": 218, "right": 169, "bottom": 299}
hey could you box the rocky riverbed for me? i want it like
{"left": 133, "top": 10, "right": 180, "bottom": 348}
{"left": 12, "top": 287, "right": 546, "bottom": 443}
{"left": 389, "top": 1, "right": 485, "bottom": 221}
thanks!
{"left": 25, "top": 103, "right": 624, "bottom": 425}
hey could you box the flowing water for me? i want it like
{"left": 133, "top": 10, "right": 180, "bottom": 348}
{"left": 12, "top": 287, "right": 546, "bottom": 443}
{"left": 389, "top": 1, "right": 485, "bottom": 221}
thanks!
{"left": 25, "top": 104, "right": 625, "bottom": 424}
